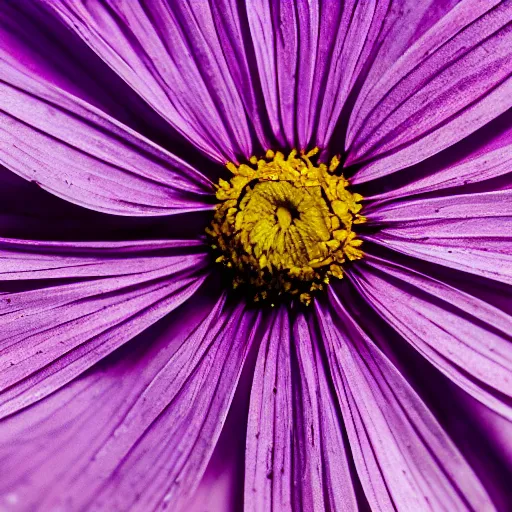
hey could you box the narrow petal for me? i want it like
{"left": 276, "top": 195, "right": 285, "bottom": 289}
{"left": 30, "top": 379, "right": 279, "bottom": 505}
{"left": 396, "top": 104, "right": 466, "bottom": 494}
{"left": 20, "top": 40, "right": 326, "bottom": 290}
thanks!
{"left": 245, "top": 308, "right": 293, "bottom": 511}
{"left": 348, "top": 0, "right": 512, "bottom": 183}
{"left": 245, "top": 0, "right": 389, "bottom": 150}
{"left": 211, "top": 0, "right": 272, "bottom": 150}
{"left": 366, "top": 190, "right": 512, "bottom": 284}
{"left": 245, "top": 0, "right": 295, "bottom": 147}
{"left": 292, "top": 314, "right": 358, "bottom": 512}
{"left": 0, "top": 294, "right": 259, "bottom": 511}
{"left": 0, "top": 60, "right": 213, "bottom": 216}
{"left": 349, "top": 257, "right": 512, "bottom": 419}
{"left": 316, "top": 0, "right": 391, "bottom": 149}
{"left": 41, "top": 0, "right": 252, "bottom": 162}
{"left": 367, "top": 189, "right": 512, "bottom": 223}
{"left": 367, "top": 132, "right": 512, "bottom": 202}
{"left": 345, "top": 0, "right": 461, "bottom": 147}
{"left": 245, "top": 308, "right": 357, "bottom": 512}
{"left": 0, "top": 164, "right": 212, "bottom": 243}
{"left": 317, "top": 296, "right": 494, "bottom": 511}
{"left": 0, "top": 238, "right": 208, "bottom": 417}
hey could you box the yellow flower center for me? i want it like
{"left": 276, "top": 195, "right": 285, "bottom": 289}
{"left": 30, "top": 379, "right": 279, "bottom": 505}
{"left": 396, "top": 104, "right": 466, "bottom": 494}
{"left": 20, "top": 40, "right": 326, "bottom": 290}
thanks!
{"left": 206, "top": 148, "right": 366, "bottom": 305}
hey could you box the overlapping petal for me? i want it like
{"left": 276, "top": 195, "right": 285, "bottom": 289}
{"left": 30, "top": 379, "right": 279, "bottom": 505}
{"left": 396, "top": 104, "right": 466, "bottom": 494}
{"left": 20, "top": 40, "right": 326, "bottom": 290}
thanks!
{"left": 245, "top": 308, "right": 357, "bottom": 512}
{"left": 0, "top": 238, "right": 208, "bottom": 418}
{"left": 0, "top": 59, "right": 213, "bottom": 216}
{"left": 349, "top": 257, "right": 512, "bottom": 419}
{"left": 366, "top": 190, "right": 512, "bottom": 284}
{"left": 345, "top": 0, "right": 462, "bottom": 141}
{"left": 317, "top": 296, "right": 495, "bottom": 511}
{"left": 0, "top": 294, "right": 258, "bottom": 511}
{"left": 348, "top": 0, "right": 512, "bottom": 183}
{"left": 246, "top": 0, "right": 388, "bottom": 150}
{"left": 366, "top": 125, "right": 512, "bottom": 202}
{"left": 40, "top": 0, "right": 253, "bottom": 163}
{"left": 210, "top": 0, "right": 272, "bottom": 151}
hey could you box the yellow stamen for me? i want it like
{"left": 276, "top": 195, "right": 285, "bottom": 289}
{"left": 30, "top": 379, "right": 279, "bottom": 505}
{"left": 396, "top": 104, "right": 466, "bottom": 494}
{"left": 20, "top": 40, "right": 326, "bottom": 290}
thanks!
{"left": 206, "top": 149, "right": 366, "bottom": 304}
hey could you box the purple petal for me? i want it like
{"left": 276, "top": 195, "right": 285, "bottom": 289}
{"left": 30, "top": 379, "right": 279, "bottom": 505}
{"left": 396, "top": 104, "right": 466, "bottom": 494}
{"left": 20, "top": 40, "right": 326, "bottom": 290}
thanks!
{"left": 41, "top": 0, "right": 252, "bottom": 163}
{"left": 348, "top": 1, "right": 512, "bottom": 183}
{"left": 244, "top": 308, "right": 293, "bottom": 511}
{"left": 367, "top": 124, "right": 512, "bottom": 202}
{"left": 0, "top": 293, "right": 258, "bottom": 511}
{"left": 315, "top": 0, "right": 391, "bottom": 149}
{"left": 292, "top": 314, "right": 358, "bottom": 511}
{"left": 245, "top": 0, "right": 293, "bottom": 147}
{"left": 0, "top": 60, "right": 213, "bottom": 216}
{"left": 349, "top": 257, "right": 512, "bottom": 419}
{"left": 245, "top": 308, "right": 357, "bottom": 511}
{"left": 316, "top": 296, "right": 494, "bottom": 511}
{"left": 345, "top": 0, "right": 461, "bottom": 145}
{"left": 0, "top": 1, "right": 145, "bottom": 129}
{"left": 245, "top": 0, "right": 389, "bottom": 150}
{"left": 88, "top": 302, "right": 259, "bottom": 511}
{"left": 366, "top": 190, "right": 512, "bottom": 284}
{"left": 0, "top": 238, "right": 208, "bottom": 417}
{"left": 210, "top": 0, "right": 272, "bottom": 151}
{"left": 367, "top": 189, "right": 512, "bottom": 223}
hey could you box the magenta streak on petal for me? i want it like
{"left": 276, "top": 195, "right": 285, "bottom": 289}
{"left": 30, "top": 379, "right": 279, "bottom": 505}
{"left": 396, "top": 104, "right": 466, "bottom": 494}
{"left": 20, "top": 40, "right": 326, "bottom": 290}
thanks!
{"left": 0, "top": 60, "right": 214, "bottom": 216}
{"left": 0, "top": 243, "right": 209, "bottom": 419}
{"left": 365, "top": 190, "right": 512, "bottom": 284}
{"left": 0, "top": 290, "right": 227, "bottom": 511}
{"left": 40, "top": 0, "right": 250, "bottom": 164}
{"left": 317, "top": 296, "right": 495, "bottom": 511}
{"left": 348, "top": 258, "right": 512, "bottom": 420}
{"left": 348, "top": 0, "right": 512, "bottom": 183}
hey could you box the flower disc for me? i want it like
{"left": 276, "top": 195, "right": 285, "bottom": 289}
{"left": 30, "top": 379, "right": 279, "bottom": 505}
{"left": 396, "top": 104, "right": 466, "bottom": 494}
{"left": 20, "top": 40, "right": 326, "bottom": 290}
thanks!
{"left": 207, "top": 149, "right": 365, "bottom": 305}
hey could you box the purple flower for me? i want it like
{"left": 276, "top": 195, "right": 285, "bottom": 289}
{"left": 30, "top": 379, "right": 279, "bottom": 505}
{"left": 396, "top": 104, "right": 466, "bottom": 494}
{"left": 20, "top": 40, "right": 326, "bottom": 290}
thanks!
{"left": 1, "top": 1, "right": 511, "bottom": 511}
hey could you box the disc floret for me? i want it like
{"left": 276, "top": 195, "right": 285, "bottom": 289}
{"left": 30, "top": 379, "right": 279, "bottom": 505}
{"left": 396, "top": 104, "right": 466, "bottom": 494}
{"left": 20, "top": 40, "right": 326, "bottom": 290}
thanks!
{"left": 207, "top": 148, "right": 365, "bottom": 305}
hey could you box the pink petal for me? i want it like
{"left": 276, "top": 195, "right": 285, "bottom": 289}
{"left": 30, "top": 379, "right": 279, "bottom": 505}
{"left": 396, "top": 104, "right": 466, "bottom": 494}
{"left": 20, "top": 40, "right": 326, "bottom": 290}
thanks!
{"left": 349, "top": 257, "right": 512, "bottom": 419}
{"left": 317, "top": 295, "right": 494, "bottom": 511}
{"left": 348, "top": 0, "right": 512, "bottom": 183}
{"left": 41, "top": 0, "right": 252, "bottom": 163}
{"left": 0, "top": 238, "right": 208, "bottom": 417}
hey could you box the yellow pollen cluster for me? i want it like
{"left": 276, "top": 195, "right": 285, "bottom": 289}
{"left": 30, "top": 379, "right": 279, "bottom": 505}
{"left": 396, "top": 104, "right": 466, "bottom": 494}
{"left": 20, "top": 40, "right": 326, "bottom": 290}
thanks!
{"left": 206, "top": 148, "right": 366, "bottom": 305}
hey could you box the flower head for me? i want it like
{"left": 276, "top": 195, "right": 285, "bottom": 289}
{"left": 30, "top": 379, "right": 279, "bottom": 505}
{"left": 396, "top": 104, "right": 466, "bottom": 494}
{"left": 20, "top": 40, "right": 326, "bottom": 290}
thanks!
{"left": 0, "top": 1, "right": 511, "bottom": 511}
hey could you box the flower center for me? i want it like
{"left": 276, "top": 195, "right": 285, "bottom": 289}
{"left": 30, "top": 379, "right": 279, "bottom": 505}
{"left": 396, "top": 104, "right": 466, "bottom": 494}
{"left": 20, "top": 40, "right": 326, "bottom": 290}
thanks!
{"left": 206, "top": 149, "right": 365, "bottom": 305}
